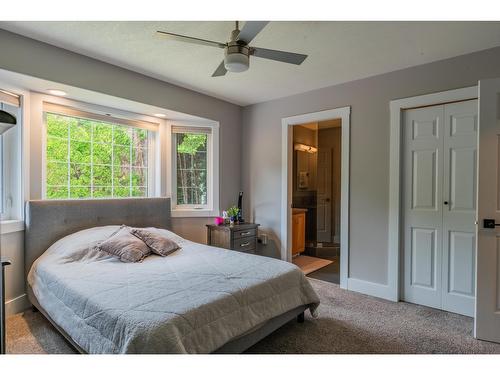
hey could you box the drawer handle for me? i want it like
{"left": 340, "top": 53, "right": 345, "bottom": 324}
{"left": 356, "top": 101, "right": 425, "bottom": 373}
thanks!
{"left": 240, "top": 231, "right": 251, "bottom": 236}
{"left": 240, "top": 242, "right": 251, "bottom": 247}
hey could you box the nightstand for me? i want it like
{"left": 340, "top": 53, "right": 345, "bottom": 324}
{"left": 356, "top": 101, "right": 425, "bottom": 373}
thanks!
{"left": 206, "top": 223, "right": 259, "bottom": 253}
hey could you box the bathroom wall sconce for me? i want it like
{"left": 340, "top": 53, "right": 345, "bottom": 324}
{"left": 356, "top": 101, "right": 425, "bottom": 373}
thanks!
{"left": 294, "top": 143, "right": 318, "bottom": 153}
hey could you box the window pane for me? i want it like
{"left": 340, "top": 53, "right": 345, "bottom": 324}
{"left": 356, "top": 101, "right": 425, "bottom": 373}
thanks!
{"left": 113, "top": 165, "right": 130, "bottom": 186}
{"left": 132, "top": 128, "right": 148, "bottom": 149}
{"left": 113, "top": 126, "right": 131, "bottom": 146}
{"left": 45, "top": 112, "right": 149, "bottom": 200}
{"left": 46, "top": 186, "right": 68, "bottom": 199}
{"left": 70, "top": 163, "right": 91, "bottom": 186}
{"left": 132, "top": 186, "right": 147, "bottom": 197}
{"left": 132, "top": 167, "right": 147, "bottom": 187}
{"left": 175, "top": 133, "right": 208, "bottom": 206}
{"left": 132, "top": 147, "right": 147, "bottom": 168}
{"left": 93, "top": 186, "right": 112, "bottom": 198}
{"left": 70, "top": 186, "right": 91, "bottom": 199}
{"left": 93, "top": 165, "right": 112, "bottom": 186}
{"left": 93, "top": 142, "right": 112, "bottom": 165}
{"left": 46, "top": 162, "right": 68, "bottom": 186}
{"left": 113, "top": 186, "right": 130, "bottom": 197}
{"left": 46, "top": 113, "right": 71, "bottom": 138}
{"left": 114, "top": 145, "right": 130, "bottom": 165}
{"left": 70, "top": 119, "right": 92, "bottom": 141}
{"left": 47, "top": 137, "right": 68, "bottom": 162}
{"left": 93, "top": 122, "right": 113, "bottom": 143}
{"left": 70, "top": 140, "right": 91, "bottom": 164}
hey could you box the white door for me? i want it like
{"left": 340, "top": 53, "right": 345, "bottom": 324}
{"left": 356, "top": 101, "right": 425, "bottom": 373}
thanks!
{"left": 442, "top": 101, "right": 477, "bottom": 316}
{"left": 317, "top": 148, "right": 332, "bottom": 243}
{"left": 475, "top": 78, "right": 500, "bottom": 342}
{"left": 403, "top": 105, "right": 444, "bottom": 309}
{"left": 403, "top": 100, "right": 477, "bottom": 317}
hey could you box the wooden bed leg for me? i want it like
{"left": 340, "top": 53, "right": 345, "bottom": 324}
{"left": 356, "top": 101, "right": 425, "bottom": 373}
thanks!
{"left": 32, "top": 305, "right": 38, "bottom": 313}
{"left": 297, "top": 312, "right": 305, "bottom": 323}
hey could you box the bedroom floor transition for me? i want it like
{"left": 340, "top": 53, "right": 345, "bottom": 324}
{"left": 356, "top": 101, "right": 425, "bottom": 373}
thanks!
{"left": 6, "top": 278, "right": 500, "bottom": 354}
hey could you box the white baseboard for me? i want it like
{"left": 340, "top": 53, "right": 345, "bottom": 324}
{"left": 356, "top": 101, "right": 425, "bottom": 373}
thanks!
{"left": 347, "top": 278, "right": 398, "bottom": 302}
{"left": 5, "top": 294, "right": 31, "bottom": 316}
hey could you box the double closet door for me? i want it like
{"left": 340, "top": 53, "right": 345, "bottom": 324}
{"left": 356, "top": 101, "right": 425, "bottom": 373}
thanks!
{"left": 403, "top": 100, "right": 477, "bottom": 317}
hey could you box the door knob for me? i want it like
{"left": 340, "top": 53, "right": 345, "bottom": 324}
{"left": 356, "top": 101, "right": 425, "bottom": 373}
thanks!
{"left": 444, "top": 201, "right": 449, "bottom": 205}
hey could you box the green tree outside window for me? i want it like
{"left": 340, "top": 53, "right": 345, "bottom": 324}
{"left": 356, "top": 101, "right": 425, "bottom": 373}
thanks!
{"left": 45, "top": 113, "right": 149, "bottom": 199}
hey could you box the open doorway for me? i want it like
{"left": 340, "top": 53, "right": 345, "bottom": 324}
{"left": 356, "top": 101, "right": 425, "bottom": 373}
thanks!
{"left": 281, "top": 106, "right": 349, "bottom": 289}
{"left": 290, "top": 119, "right": 342, "bottom": 283}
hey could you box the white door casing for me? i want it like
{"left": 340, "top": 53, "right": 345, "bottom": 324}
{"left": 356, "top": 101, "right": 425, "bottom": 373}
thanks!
{"left": 403, "top": 100, "right": 477, "bottom": 317}
{"left": 317, "top": 147, "right": 332, "bottom": 243}
{"left": 475, "top": 78, "right": 500, "bottom": 342}
{"left": 281, "top": 106, "right": 350, "bottom": 289}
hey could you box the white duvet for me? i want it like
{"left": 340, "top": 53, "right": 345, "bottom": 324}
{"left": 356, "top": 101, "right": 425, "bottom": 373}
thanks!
{"left": 28, "top": 226, "right": 320, "bottom": 353}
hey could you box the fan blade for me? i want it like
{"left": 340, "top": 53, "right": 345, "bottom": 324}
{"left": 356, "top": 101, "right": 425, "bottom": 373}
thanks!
{"left": 156, "top": 31, "right": 226, "bottom": 49}
{"left": 212, "top": 61, "right": 227, "bottom": 77}
{"left": 237, "top": 21, "right": 269, "bottom": 44}
{"left": 251, "top": 47, "right": 307, "bottom": 65}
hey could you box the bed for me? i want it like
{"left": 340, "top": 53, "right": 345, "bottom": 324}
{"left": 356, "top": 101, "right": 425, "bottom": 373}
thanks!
{"left": 24, "top": 198, "right": 319, "bottom": 354}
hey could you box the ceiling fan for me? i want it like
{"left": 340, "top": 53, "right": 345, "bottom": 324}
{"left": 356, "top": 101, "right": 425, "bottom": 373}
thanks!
{"left": 156, "top": 21, "right": 308, "bottom": 77}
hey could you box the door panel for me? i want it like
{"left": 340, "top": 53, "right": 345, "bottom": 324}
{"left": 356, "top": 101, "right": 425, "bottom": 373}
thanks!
{"left": 412, "top": 149, "right": 438, "bottom": 210}
{"left": 475, "top": 78, "right": 500, "bottom": 343}
{"left": 442, "top": 100, "right": 477, "bottom": 317}
{"left": 403, "top": 106, "right": 443, "bottom": 308}
{"left": 449, "top": 148, "right": 476, "bottom": 211}
{"left": 411, "top": 228, "right": 437, "bottom": 288}
{"left": 448, "top": 231, "right": 475, "bottom": 296}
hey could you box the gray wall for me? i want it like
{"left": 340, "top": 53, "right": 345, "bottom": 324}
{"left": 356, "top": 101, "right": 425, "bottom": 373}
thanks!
{"left": 241, "top": 46, "right": 500, "bottom": 285}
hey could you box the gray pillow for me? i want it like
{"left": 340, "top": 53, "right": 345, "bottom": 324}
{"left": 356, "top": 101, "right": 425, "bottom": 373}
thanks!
{"left": 95, "top": 226, "right": 151, "bottom": 263}
{"left": 130, "top": 228, "right": 180, "bottom": 256}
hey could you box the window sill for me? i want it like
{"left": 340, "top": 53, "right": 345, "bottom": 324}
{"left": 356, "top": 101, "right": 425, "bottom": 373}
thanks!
{"left": 0, "top": 220, "right": 25, "bottom": 234}
{"left": 171, "top": 208, "right": 220, "bottom": 218}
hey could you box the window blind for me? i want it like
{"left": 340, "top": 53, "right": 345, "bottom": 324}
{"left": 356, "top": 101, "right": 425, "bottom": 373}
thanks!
{"left": 43, "top": 102, "right": 159, "bottom": 132}
{"left": 0, "top": 90, "right": 20, "bottom": 107}
{"left": 171, "top": 125, "right": 212, "bottom": 134}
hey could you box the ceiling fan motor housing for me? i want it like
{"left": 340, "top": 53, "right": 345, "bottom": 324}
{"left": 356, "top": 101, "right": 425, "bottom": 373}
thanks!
{"left": 224, "top": 41, "right": 250, "bottom": 73}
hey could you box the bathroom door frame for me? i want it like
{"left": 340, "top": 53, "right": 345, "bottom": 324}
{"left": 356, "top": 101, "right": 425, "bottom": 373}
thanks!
{"left": 281, "top": 106, "right": 350, "bottom": 289}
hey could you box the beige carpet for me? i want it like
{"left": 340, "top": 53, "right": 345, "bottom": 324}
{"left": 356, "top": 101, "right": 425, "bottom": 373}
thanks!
{"left": 6, "top": 278, "right": 500, "bottom": 354}
{"left": 293, "top": 255, "right": 333, "bottom": 275}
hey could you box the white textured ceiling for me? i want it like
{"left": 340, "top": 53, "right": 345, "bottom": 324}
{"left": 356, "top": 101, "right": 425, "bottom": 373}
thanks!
{"left": 1, "top": 21, "right": 500, "bottom": 106}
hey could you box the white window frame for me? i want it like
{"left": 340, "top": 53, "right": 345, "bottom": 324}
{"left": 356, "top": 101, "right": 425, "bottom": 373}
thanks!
{"left": 41, "top": 100, "right": 160, "bottom": 200}
{"left": 167, "top": 121, "right": 220, "bottom": 218}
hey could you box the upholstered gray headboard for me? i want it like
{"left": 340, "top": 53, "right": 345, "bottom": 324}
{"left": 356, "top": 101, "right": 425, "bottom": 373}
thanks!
{"left": 24, "top": 198, "right": 171, "bottom": 277}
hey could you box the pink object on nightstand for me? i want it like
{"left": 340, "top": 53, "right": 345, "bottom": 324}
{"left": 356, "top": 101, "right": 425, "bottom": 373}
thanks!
{"left": 214, "top": 217, "right": 224, "bottom": 226}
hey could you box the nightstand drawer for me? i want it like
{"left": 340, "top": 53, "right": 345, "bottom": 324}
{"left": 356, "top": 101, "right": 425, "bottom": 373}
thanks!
{"left": 233, "top": 228, "right": 256, "bottom": 239}
{"left": 233, "top": 237, "right": 256, "bottom": 252}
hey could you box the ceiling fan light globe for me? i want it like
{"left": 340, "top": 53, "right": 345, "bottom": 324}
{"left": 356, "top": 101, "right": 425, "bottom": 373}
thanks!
{"left": 224, "top": 53, "right": 249, "bottom": 73}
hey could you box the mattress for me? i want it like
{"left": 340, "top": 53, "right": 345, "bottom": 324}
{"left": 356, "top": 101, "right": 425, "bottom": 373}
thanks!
{"left": 28, "top": 226, "right": 320, "bottom": 353}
